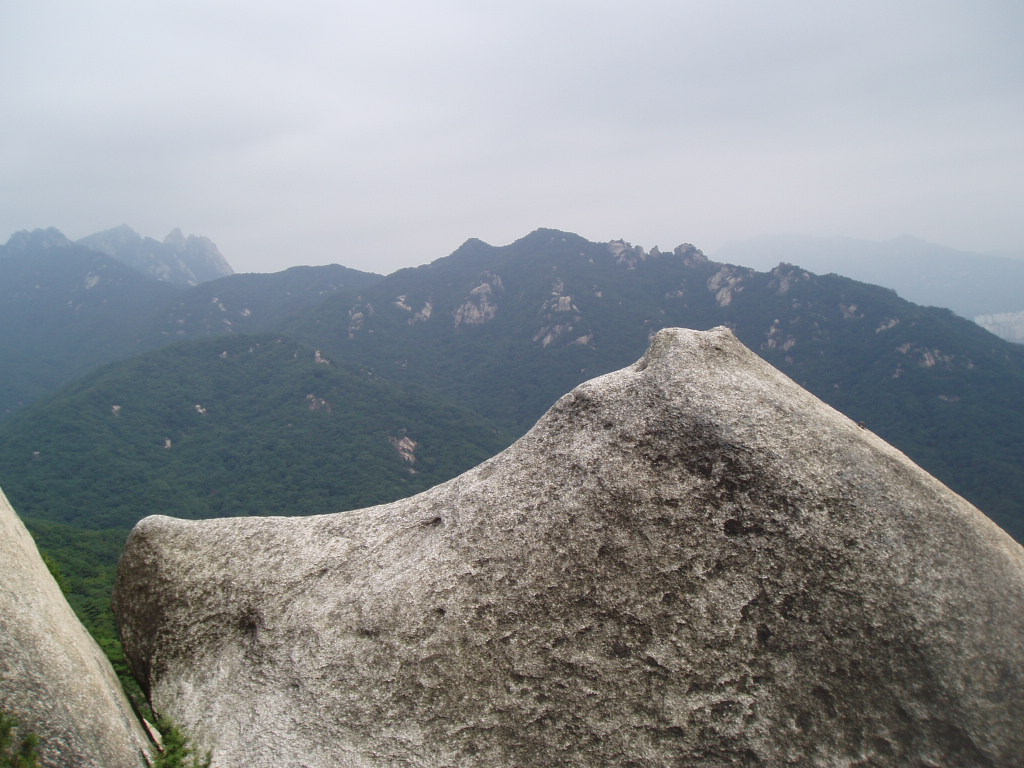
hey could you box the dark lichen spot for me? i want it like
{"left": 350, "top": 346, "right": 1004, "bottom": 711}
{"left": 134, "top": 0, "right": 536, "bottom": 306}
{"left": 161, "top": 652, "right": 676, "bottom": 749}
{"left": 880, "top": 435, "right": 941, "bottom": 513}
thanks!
{"left": 610, "top": 639, "right": 631, "bottom": 658}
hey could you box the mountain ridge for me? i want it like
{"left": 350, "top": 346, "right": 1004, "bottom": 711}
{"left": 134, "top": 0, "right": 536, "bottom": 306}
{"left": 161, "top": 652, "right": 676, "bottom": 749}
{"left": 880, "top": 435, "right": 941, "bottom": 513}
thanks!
{"left": 76, "top": 224, "right": 234, "bottom": 285}
{"left": 714, "top": 232, "right": 1024, "bottom": 324}
{"left": 3, "top": 227, "right": 1020, "bottom": 541}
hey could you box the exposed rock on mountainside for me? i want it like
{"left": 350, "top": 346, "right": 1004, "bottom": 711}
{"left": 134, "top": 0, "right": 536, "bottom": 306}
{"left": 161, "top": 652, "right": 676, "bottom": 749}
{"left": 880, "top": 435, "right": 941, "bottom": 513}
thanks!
{"left": 0, "top": 487, "right": 152, "bottom": 768}
{"left": 78, "top": 224, "right": 234, "bottom": 285}
{"left": 115, "top": 327, "right": 1024, "bottom": 767}
{"left": 454, "top": 271, "right": 503, "bottom": 327}
{"left": 286, "top": 229, "right": 1024, "bottom": 541}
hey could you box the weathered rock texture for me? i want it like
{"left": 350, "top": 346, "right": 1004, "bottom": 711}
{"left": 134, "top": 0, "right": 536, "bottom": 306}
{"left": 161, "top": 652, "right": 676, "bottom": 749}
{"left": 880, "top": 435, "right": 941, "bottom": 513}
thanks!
{"left": 115, "top": 327, "right": 1024, "bottom": 767}
{"left": 0, "top": 488, "right": 152, "bottom": 768}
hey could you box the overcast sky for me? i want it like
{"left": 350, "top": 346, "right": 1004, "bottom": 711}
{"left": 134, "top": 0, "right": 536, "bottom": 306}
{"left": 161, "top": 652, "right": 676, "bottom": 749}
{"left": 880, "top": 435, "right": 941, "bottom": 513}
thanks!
{"left": 2, "top": 1, "right": 1022, "bottom": 274}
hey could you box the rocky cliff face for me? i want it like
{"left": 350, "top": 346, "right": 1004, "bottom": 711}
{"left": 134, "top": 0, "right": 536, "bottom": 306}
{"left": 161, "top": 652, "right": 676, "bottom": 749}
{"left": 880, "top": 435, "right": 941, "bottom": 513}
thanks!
{"left": 0, "top": 488, "right": 152, "bottom": 768}
{"left": 114, "top": 327, "right": 1024, "bottom": 767}
{"left": 77, "top": 225, "right": 234, "bottom": 285}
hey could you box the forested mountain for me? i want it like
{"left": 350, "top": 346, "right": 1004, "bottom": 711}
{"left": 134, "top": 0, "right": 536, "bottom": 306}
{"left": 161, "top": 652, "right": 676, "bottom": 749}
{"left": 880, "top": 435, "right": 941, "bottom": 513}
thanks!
{"left": 0, "top": 230, "right": 184, "bottom": 418}
{"left": 0, "top": 229, "right": 381, "bottom": 419}
{"left": 139, "top": 263, "right": 382, "bottom": 344}
{"left": 0, "top": 334, "right": 510, "bottom": 652}
{"left": 1, "top": 333, "right": 509, "bottom": 529}
{"left": 282, "top": 229, "right": 1024, "bottom": 539}
{"left": 4, "top": 227, "right": 1022, "bottom": 541}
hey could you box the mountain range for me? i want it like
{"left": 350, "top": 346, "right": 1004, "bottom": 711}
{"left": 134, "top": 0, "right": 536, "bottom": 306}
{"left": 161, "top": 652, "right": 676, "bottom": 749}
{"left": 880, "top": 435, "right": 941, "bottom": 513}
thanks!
{"left": 1, "top": 224, "right": 1022, "bottom": 666}
{"left": 77, "top": 224, "right": 234, "bottom": 285}
{"left": 3, "top": 226, "right": 1022, "bottom": 531}
{"left": 715, "top": 233, "right": 1024, "bottom": 341}
{"left": 0, "top": 228, "right": 377, "bottom": 419}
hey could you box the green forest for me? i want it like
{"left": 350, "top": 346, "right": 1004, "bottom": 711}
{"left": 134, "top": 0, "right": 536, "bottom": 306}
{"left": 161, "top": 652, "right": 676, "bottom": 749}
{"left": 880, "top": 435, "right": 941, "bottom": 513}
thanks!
{"left": 4, "top": 334, "right": 512, "bottom": 703}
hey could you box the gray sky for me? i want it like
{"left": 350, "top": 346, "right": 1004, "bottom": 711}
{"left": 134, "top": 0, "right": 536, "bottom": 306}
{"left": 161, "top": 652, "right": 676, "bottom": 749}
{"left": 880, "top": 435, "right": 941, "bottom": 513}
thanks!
{"left": 2, "top": 0, "right": 1022, "bottom": 274}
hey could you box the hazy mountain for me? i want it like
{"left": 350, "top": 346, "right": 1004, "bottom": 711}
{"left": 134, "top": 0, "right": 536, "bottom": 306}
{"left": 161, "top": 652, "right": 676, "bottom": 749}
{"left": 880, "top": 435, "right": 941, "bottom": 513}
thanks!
{"left": 0, "top": 229, "right": 184, "bottom": 418}
{"left": 283, "top": 229, "right": 1024, "bottom": 540}
{"left": 139, "top": 263, "right": 383, "bottom": 344}
{"left": 713, "top": 233, "right": 1024, "bottom": 324}
{"left": 0, "top": 228, "right": 382, "bottom": 420}
{"left": 3, "top": 227, "right": 1022, "bottom": 540}
{"left": 77, "top": 224, "right": 234, "bottom": 285}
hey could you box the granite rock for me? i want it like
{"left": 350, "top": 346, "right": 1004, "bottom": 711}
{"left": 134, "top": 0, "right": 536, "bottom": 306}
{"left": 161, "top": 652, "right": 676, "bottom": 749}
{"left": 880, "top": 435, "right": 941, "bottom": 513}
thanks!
{"left": 114, "top": 326, "right": 1024, "bottom": 767}
{"left": 0, "top": 488, "right": 152, "bottom": 768}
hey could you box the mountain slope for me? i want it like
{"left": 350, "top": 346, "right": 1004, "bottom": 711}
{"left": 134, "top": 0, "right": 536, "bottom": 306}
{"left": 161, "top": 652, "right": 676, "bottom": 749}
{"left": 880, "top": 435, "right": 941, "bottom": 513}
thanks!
{"left": 1, "top": 227, "right": 1021, "bottom": 543}
{"left": 0, "top": 334, "right": 511, "bottom": 530}
{"left": 0, "top": 228, "right": 383, "bottom": 420}
{"left": 139, "top": 263, "right": 383, "bottom": 344}
{"left": 285, "top": 229, "right": 1024, "bottom": 539}
{"left": 0, "top": 229, "right": 184, "bottom": 418}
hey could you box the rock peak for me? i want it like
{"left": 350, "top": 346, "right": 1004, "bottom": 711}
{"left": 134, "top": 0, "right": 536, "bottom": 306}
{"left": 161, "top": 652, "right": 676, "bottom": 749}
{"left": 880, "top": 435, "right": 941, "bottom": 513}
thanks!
{"left": 162, "top": 227, "right": 186, "bottom": 245}
{"left": 3, "top": 227, "right": 73, "bottom": 251}
{"left": 115, "top": 327, "right": 1024, "bottom": 767}
{"left": 76, "top": 226, "right": 234, "bottom": 284}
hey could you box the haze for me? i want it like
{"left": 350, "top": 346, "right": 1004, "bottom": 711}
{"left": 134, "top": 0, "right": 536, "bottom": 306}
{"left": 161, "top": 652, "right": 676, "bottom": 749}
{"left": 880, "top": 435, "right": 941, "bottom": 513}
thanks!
{"left": 2, "top": 1, "right": 1021, "bottom": 274}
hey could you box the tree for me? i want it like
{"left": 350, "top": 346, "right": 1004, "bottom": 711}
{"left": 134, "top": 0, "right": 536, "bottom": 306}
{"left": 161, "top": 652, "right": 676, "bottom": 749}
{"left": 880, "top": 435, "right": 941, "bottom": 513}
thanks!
{"left": 0, "top": 711, "right": 40, "bottom": 768}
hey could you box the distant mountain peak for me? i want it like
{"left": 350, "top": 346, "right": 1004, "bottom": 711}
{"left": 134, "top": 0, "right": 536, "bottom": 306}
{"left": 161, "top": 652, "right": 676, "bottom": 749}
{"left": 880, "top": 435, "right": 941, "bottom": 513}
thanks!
{"left": 3, "top": 227, "right": 74, "bottom": 251}
{"left": 77, "top": 226, "right": 234, "bottom": 286}
{"left": 608, "top": 238, "right": 709, "bottom": 269}
{"left": 714, "top": 232, "right": 1024, "bottom": 322}
{"left": 513, "top": 228, "right": 590, "bottom": 247}
{"left": 104, "top": 223, "right": 142, "bottom": 240}
{"left": 163, "top": 227, "right": 187, "bottom": 246}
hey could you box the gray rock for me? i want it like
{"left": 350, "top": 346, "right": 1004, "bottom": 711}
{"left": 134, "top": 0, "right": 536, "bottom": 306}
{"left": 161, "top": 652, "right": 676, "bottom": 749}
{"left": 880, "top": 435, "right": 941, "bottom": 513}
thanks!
{"left": 0, "top": 488, "right": 153, "bottom": 768}
{"left": 114, "top": 326, "right": 1024, "bottom": 767}
{"left": 77, "top": 225, "right": 234, "bottom": 285}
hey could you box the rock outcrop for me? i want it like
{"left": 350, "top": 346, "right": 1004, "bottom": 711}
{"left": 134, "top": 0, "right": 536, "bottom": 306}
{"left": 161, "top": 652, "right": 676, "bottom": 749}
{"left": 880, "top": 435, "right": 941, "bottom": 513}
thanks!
{"left": 114, "top": 327, "right": 1024, "bottom": 767}
{"left": 0, "top": 488, "right": 152, "bottom": 768}
{"left": 77, "top": 225, "right": 234, "bottom": 285}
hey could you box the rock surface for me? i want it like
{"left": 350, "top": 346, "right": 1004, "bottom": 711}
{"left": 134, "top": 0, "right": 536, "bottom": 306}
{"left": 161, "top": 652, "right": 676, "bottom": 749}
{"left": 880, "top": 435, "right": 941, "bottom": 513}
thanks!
{"left": 77, "top": 225, "right": 234, "bottom": 285}
{"left": 0, "top": 488, "right": 152, "bottom": 768}
{"left": 115, "top": 327, "right": 1024, "bottom": 767}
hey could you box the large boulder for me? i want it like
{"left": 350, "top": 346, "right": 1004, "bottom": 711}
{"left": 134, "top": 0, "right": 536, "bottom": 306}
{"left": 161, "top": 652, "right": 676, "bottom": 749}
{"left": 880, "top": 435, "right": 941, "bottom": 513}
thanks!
{"left": 0, "top": 488, "right": 153, "bottom": 768}
{"left": 114, "top": 327, "right": 1024, "bottom": 767}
